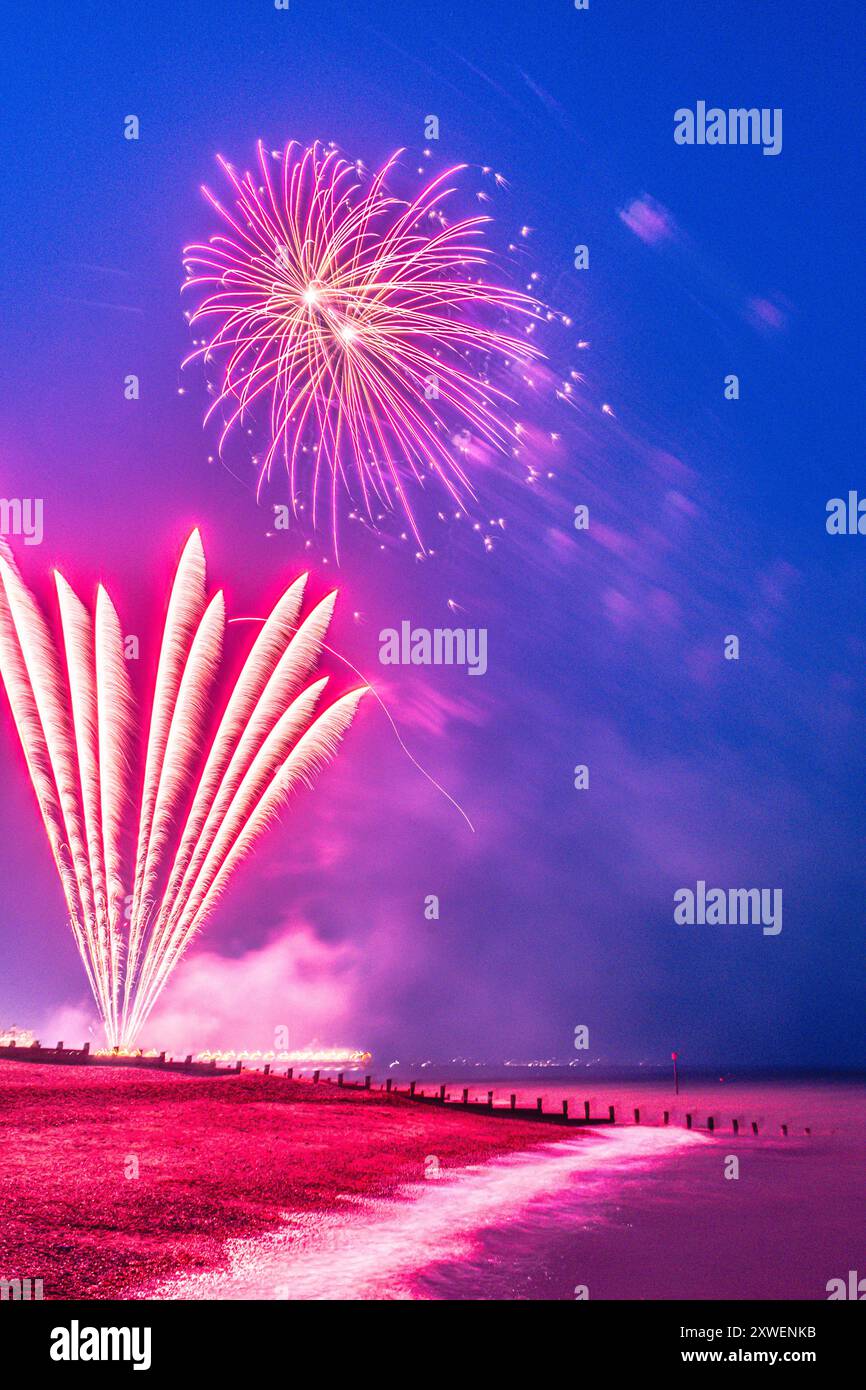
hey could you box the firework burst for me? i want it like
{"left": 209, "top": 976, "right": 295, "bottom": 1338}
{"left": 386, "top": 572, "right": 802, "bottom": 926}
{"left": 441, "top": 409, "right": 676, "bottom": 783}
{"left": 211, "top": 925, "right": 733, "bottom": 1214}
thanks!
{"left": 182, "top": 141, "right": 544, "bottom": 553}
{"left": 0, "top": 533, "right": 366, "bottom": 1049}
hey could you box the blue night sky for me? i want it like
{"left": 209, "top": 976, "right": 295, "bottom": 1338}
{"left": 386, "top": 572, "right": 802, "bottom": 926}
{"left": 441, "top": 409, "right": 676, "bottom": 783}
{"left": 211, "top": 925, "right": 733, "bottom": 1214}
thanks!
{"left": 0, "top": 1, "right": 863, "bottom": 1066}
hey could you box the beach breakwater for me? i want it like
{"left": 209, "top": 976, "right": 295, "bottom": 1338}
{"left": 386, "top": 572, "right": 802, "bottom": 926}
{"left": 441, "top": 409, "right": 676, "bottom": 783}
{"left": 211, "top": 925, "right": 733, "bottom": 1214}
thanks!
{"left": 0, "top": 1039, "right": 237, "bottom": 1076}
{"left": 0, "top": 1043, "right": 813, "bottom": 1135}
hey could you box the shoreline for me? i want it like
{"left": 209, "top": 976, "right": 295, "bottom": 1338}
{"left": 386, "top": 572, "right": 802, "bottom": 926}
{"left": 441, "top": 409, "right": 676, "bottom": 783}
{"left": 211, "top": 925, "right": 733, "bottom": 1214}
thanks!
{"left": 0, "top": 1061, "right": 577, "bottom": 1300}
{"left": 147, "top": 1126, "right": 703, "bottom": 1301}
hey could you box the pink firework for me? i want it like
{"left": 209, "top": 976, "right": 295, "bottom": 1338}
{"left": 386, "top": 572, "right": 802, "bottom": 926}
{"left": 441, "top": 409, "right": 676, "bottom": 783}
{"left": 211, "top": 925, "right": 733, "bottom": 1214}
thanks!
{"left": 0, "top": 532, "right": 366, "bottom": 1050}
{"left": 182, "top": 141, "right": 544, "bottom": 551}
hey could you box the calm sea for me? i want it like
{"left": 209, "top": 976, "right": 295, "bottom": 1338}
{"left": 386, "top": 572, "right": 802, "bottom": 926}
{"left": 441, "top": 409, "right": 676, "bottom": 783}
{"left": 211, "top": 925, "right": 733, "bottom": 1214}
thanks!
{"left": 152, "top": 1069, "right": 865, "bottom": 1301}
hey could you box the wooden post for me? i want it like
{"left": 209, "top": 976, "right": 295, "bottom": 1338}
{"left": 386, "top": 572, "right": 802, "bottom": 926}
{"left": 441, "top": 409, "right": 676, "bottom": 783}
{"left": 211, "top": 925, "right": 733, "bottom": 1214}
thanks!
{"left": 313, "top": 1069, "right": 320, "bottom": 1083}
{"left": 510, "top": 1093, "right": 517, "bottom": 1110}
{"left": 409, "top": 1081, "right": 416, "bottom": 1096}
{"left": 82, "top": 1041, "right": 90, "bottom": 1055}
{"left": 487, "top": 1091, "right": 494, "bottom": 1109}
{"left": 732, "top": 1118, "right": 739, "bottom": 1135}
{"left": 263, "top": 1063, "right": 270, "bottom": 1076}
{"left": 185, "top": 1055, "right": 193, "bottom": 1068}
{"left": 462, "top": 1088, "right": 469, "bottom": 1105}
{"left": 608, "top": 1105, "right": 615, "bottom": 1122}
{"left": 707, "top": 1116, "right": 715, "bottom": 1132}
{"left": 562, "top": 1099, "right": 569, "bottom": 1119}
{"left": 584, "top": 1100, "right": 591, "bottom": 1120}
{"left": 634, "top": 1108, "right": 640, "bottom": 1125}
{"left": 364, "top": 1075, "right": 371, "bottom": 1089}
{"left": 663, "top": 1110, "right": 670, "bottom": 1125}
{"left": 235, "top": 1060, "right": 242, "bottom": 1073}
{"left": 751, "top": 1121, "right": 758, "bottom": 1135}
{"left": 287, "top": 1067, "right": 293, "bottom": 1079}
{"left": 781, "top": 1124, "right": 788, "bottom": 1137}
{"left": 536, "top": 1097, "right": 543, "bottom": 1113}
{"left": 439, "top": 1084, "right": 446, "bottom": 1102}
{"left": 686, "top": 1113, "right": 693, "bottom": 1129}
{"left": 385, "top": 1078, "right": 392, "bottom": 1093}
{"left": 337, "top": 1073, "right": 344, "bottom": 1087}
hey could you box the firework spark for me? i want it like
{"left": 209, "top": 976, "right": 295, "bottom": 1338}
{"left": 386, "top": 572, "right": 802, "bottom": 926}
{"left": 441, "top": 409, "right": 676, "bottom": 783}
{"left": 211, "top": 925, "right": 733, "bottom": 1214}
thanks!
{"left": 182, "top": 141, "right": 544, "bottom": 552}
{"left": 0, "top": 533, "right": 366, "bottom": 1049}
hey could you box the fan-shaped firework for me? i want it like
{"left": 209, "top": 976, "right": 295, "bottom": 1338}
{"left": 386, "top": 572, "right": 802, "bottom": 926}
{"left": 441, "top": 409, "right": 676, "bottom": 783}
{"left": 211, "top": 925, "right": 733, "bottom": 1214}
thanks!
{"left": 0, "top": 532, "right": 366, "bottom": 1049}
{"left": 182, "top": 140, "right": 544, "bottom": 551}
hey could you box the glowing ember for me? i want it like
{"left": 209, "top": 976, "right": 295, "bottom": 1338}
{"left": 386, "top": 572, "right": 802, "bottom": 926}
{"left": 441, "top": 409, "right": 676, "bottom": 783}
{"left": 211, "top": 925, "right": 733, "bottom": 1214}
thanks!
{"left": 195, "top": 1048, "right": 372, "bottom": 1067}
{"left": 86, "top": 1048, "right": 372, "bottom": 1067}
{"left": 0, "top": 1025, "right": 37, "bottom": 1047}
{"left": 0, "top": 531, "right": 367, "bottom": 1051}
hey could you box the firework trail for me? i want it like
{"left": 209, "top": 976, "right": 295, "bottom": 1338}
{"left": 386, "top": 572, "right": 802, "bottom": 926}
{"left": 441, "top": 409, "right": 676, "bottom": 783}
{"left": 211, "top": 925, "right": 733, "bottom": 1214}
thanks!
{"left": 0, "top": 533, "right": 367, "bottom": 1049}
{"left": 182, "top": 140, "right": 544, "bottom": 553}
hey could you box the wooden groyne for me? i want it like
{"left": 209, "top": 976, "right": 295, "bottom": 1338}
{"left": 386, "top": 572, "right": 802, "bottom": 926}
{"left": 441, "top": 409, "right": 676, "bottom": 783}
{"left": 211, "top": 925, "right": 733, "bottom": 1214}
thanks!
{"left": 0, "top": 1040, "right": 240, "bottom": 1077}
{"left": 344, "top": 1077, "right": 811, "bottom": 1136}
{"left": 0, "top": 1044, "right": 811, "bottom": 1135}
{"left": 407, "top": 1090, "right": 615, "bottom": 1127}
{"left": 368, "top": 1077, "right": 613, "bottom": 1127}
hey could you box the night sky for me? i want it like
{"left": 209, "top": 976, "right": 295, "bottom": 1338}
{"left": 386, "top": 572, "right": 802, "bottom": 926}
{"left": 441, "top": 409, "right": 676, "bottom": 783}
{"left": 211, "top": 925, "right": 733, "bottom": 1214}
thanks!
{"left": 0, "top": 1, "right": 863, "bottom": 1067}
